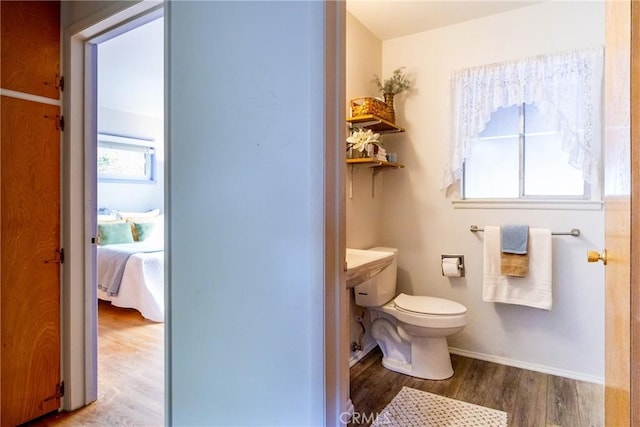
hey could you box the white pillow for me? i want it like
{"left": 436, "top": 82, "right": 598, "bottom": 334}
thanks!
{"left": 116, "top": 208, "right": 160, "bottom": 220}
{"left": 142, "top": 215, "right": 164, "bottom": 244}
{"left": 97, "top": 213, "right": 118, "bottom": 222}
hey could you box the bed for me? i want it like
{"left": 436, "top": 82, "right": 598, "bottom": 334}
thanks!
{"left": 96, "top": 210, "right": 164, "bottom": 322}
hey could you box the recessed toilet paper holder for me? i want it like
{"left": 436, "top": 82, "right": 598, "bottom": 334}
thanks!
{"left": 441, "top": 255, "right": 465, "bottom": 277}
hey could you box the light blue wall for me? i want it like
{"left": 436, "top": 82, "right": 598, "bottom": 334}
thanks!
{"left": 167, "top": 1, "right": 326, "bottom": 425}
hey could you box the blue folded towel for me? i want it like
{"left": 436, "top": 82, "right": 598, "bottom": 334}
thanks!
{"left": 501, "top": 224, "right": 529, "bottom": 254}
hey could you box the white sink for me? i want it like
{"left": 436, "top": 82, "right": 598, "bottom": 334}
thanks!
{"left": 346, "top": 248, "right": 394, "bottom": 289}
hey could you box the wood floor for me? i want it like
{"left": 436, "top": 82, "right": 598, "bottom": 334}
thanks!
{"left": 349, "top": 347, "right": 603, "bottom": 427}
{"left": 21, "top": 305, "right": 602, "bottom": 426}
{"left": 24, "top": 300, "right": 164, "bottom": 427}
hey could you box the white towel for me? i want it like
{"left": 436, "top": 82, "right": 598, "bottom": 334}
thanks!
{"left": 483, "top": 226, "right": 553, "bottom": 310}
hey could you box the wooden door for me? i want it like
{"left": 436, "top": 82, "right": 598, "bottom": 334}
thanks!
{"left": 0, "top": 1, "right": 62, "bottom": 426}
{"left": 630, "top": 2, "right": 640, "bottom": 425}
{"left": 0, "top": 1, "right": 60, "bottom": 98}
{"left": 0, "top": 97, "right": 61, "bottom": 426}
{"left": 602, "top": 0, "right": 640, "bottom": 425}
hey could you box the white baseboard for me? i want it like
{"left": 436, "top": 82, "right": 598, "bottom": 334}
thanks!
{"left": 449, "top": 346, "right": 604, "bottom": 385}
{"left": 349, "top": 339, "right": 378, "bottom": 367}
{"left": 347, "top": 341, "right": 603, "bottom": 384}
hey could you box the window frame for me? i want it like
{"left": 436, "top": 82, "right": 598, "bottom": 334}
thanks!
{"left": 97, "top": 133, "right": 157, "bottom": 183}
{"left": 461, "top": 103, "right": 591, "bottom": 202}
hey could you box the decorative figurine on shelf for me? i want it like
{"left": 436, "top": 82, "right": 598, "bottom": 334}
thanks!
{"left": 346, "top": 128, "right": 382, "bottom": 159}
{"left": 372, "top": 67, "right": 411, "bottom": 123}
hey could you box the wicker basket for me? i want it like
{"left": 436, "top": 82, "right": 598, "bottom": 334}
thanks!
{"left": 350, "top": 97, "right": 394, "bottom": 123}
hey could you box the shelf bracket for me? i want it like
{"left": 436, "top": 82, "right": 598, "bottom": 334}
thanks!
{"left": 371, "top": 168, "right": 376, "bottom": 198}
{"left": 371, "top": 166, "right": 389, "bottom": 198}
{"left": 345, "top": 159, "right": 404, "bottom": 198}
{"left": 349, "top": 164, "right": 354, "bottom": 199}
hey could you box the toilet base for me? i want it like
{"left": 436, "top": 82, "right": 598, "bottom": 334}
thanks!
{"left": 380, "top": 335, "right": 454, "bottom": 380}
{"left": 371, "top": 316, "right": 455, "bottom": 380}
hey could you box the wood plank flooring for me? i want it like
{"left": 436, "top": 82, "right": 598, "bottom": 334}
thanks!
{"left": 21, "top": 306, "right": 602, "bottom": 426}
{"left": 349, "top": 347, "right": 603, "bottom": 427}
{"left": 24, "top": 300, "right": 164, "bottom": 427}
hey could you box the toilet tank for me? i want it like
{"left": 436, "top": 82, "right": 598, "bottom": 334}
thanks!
{"left": 354, "top": 247, "right": 398, "bottom": 307}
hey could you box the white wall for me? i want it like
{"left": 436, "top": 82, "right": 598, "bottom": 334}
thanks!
{"left": 345, "top": 12, "right": 385, "bottom": 363}
{"left": 167, "top": 1, "right": 327, "bottom": 424}
{"left": 346, "top": 12, "right": 383, "bottom": 250}
{"left": 379, "top": 1, "right": 605, "bottom": 381}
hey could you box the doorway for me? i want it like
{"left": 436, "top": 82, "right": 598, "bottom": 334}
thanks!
{"left": 92, "top": 14, "right": 165, "bottom": 424}
{"left": 59, "top": 1, "right": 166, "bottom": 419}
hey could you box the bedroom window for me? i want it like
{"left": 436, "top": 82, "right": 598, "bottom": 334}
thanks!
{"left": 97, "top": 133, "right": 156, "bottom": 182}
{"left": 463, "top": 103, "right": 587, "bottom": 199}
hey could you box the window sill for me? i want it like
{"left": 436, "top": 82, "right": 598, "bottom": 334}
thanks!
{"left": 452, "top": 199, "right": 603, "bottom": 211}
{"left": 98, "top": 177, "right": 158, "bottom": 185}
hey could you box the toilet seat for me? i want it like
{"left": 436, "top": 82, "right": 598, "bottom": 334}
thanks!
{"left": 394, "top": 293, "right": 467, "bottom": 316}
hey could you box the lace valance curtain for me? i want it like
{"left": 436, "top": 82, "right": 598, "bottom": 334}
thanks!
{"left": 443, "top": 47, "right": 604, "bottom": 190}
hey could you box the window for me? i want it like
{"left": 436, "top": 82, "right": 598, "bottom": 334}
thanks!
{"left": 444, "top": 47, "right": 604, "bottom": 203}
{"left": 463, "top": 103, "right": 586, "bottom": 199}
{"left": 97, "top": 134, "right": 156, "bottom": 182}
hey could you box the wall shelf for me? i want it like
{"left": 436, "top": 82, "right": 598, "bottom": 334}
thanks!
{"left": 346, "top": 112, "right": 405, "bottom": 198}
{"left": 346, "top": 158, "right": 405, "bottom": 198}
{"left": 346, "top": 158, "right": 405, "bottom": 170}
{"left": 346, "top": 114, "right": 405, "bottom": 134}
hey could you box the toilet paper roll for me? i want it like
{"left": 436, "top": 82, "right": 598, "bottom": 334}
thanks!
{"left": 442, "top": 257, "right": 462, "bottom": 277}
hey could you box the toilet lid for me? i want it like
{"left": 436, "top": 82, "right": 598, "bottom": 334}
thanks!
{"left": 394, "top": 293, "right": 467, "bottom": 315}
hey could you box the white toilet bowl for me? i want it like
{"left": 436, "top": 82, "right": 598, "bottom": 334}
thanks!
{"left": 370, "top": 293, "right": 467, "bottom": 380}
{"left": 353, "top": 247, "right": 467, "bottom": 380}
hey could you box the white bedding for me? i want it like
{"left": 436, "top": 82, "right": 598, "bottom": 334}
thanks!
{"left": 98, "top": 249, "right": 164, "bottom": 322}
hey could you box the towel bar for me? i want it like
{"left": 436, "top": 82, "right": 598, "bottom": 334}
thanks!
{"left": 469, "top": 225, "right": 580, "bottom": 237}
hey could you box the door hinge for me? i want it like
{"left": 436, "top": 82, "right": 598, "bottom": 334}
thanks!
{"left": 44, "top": 381, "right": 64, "bottom": 402}
{"left": 44, "top": 114, "right": 64, "bottom": 131}
{"left": 45, "top": 74, "right": 64, "bottom": 92}
{"left": 43, "top": 248, "right": 64, "bottom": 265}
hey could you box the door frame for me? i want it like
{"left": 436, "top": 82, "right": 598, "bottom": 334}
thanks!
{"left": 323, "top": 1, "right": 349, "bottom": 423}
{"left": 61, "top": 0, "right": 164, "bottom": 410}
{"left": 630, "top": 1, "right": 640, "bottom": 424}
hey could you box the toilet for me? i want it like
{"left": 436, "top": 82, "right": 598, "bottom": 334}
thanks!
{"left": 354, "top": 247, "right": 467, "bottom": 380}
